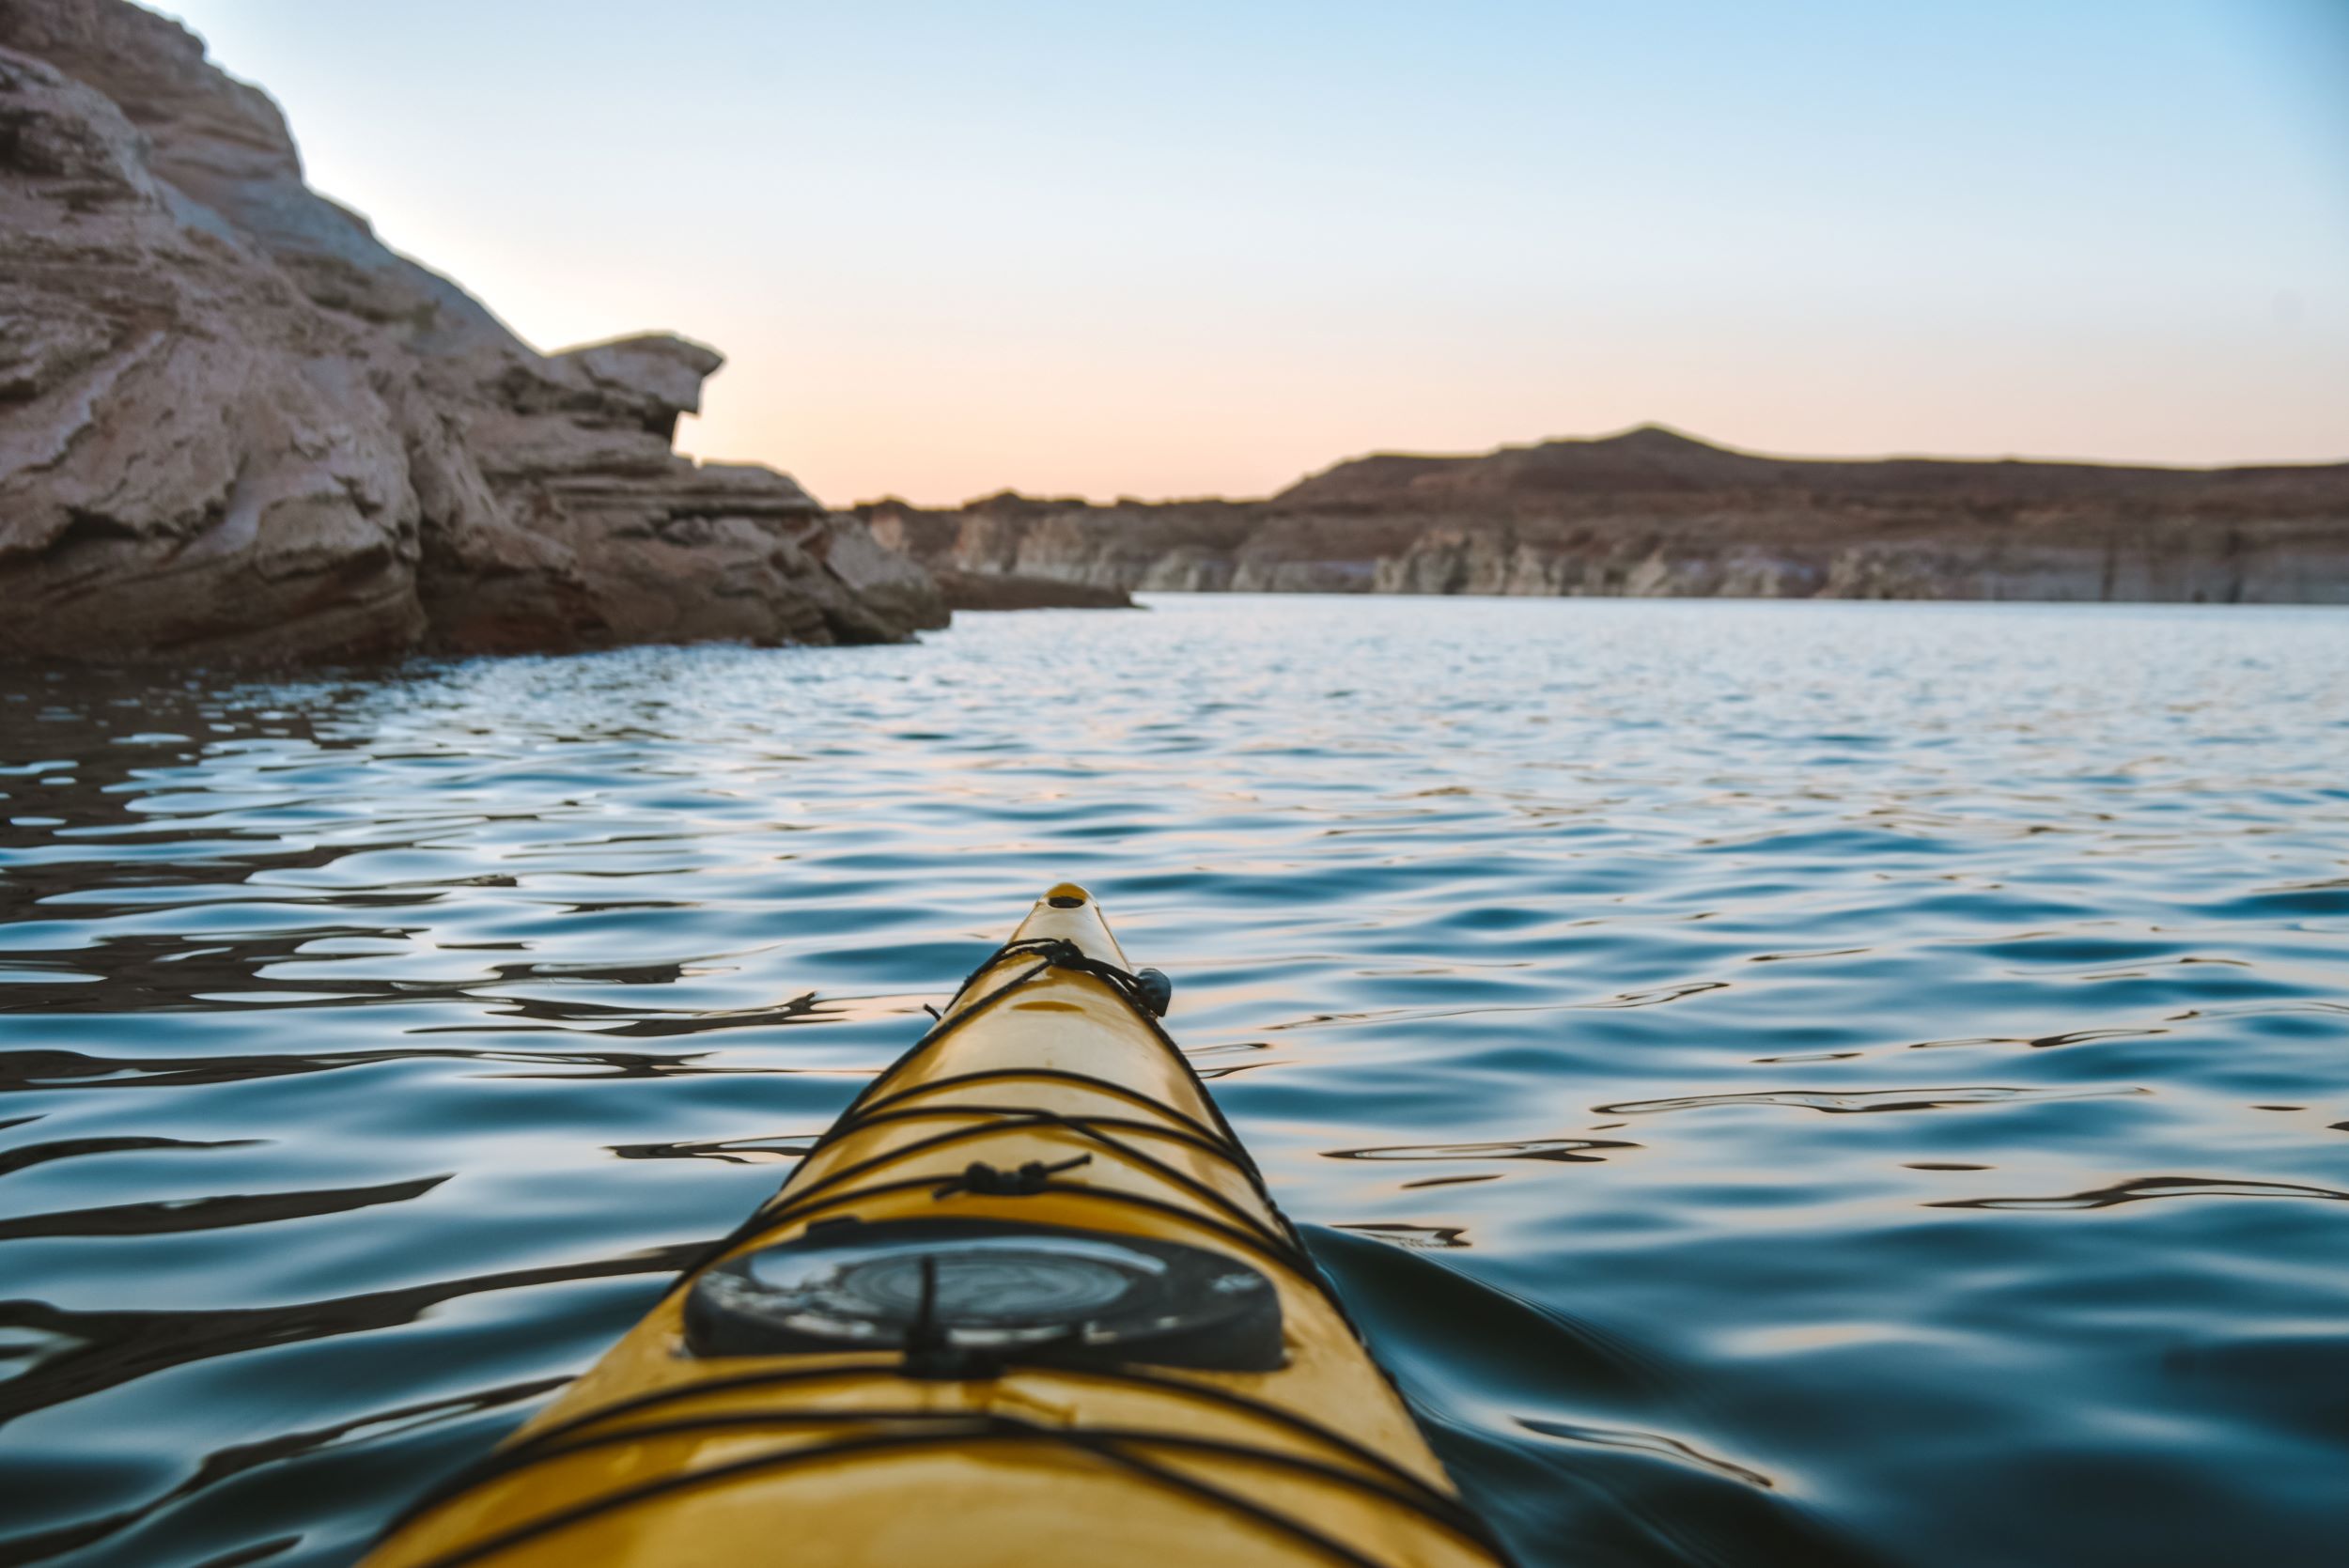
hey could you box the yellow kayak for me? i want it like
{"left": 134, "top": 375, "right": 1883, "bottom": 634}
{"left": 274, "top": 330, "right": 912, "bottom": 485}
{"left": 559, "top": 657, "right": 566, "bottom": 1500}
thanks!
{"left": 365, "top": 885, "right": 1512, "bottom": 1568}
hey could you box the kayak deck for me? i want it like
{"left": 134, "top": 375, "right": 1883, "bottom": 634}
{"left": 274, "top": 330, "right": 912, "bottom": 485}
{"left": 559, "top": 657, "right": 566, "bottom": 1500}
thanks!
{"left": 366, "top": 886, "right": 1509, "bottom": 1568}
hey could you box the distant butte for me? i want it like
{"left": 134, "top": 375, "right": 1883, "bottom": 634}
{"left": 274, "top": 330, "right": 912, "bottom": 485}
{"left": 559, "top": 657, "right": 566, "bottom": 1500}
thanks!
{"left": 857, "top": 427, "right": 2349, "bottom": 602}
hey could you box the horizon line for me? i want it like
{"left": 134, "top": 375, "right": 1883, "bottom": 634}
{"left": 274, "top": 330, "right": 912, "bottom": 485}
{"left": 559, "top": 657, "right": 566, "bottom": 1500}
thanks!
{"left": 824, "top": 421, "right": 2349, "bottom": 513}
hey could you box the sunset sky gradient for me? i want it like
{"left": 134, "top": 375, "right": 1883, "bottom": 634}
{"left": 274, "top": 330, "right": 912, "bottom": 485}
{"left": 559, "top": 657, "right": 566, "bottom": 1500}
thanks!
{"left": 158, "top": 0, "right": 2349, "bottom": 505}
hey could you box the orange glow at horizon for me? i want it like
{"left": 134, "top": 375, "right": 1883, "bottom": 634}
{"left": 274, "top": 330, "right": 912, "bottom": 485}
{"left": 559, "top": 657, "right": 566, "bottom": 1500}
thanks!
{"left": 670, "top": 303, "right": 2349, "bottom": 509}
{"left": 154, "top": 0, "right": 2349, "bottom": 511}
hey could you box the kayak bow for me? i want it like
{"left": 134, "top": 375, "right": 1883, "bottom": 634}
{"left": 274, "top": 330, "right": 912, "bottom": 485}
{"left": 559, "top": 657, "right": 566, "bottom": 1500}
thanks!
{"left": 366, "top": 884, "right": 1511, "bottom": 1568}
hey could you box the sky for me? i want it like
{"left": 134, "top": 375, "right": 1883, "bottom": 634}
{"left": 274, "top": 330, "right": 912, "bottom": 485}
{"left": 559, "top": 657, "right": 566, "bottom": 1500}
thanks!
{"left": 154, "top": 0, "right": 2349, "bottom": 506}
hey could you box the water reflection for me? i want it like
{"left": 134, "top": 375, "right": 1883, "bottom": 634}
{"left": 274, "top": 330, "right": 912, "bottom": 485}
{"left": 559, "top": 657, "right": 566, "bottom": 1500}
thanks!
{"left": 0, "top": 1046, "right": 802, "bottom": 1092}
{"left": 1515, "top": 1418, "right": 1775, "bottom": 1491}
{"left": 0, "top": 1379, "right": 565, "bottom": 1567}
{"left": 606, "top": 1135, "right": 817, "bottom": 1165}
{"left": 1594, "top": 1085, "right": 2147, "bottom": 1115}
{"left": 1326, "top": 1139, "right": 1641, "bottom": 1164}
{"left": 6, "top": 600, "right": 2349, "bottom": 1567}
{"left": 0, "top": 1243, "right": 701, "bottom": 1424}
{"left": 1929, "top": 1175, "right": 2349, "bottom": 1210}
{"left": 0, "top": 1136, "right": 265, "bottom": 1178}
{"left": 0, "top": 1176, "right": 450, "bottom": 1242}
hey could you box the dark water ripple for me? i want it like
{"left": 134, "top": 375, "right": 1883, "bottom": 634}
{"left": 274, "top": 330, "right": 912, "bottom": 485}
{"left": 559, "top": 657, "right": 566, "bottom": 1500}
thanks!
{"left": 3, "top": 598, "right": 2347, "bottom": 1567}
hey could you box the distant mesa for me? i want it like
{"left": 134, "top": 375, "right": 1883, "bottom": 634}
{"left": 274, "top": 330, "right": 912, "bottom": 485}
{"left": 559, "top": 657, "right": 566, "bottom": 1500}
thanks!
{"left": 859, "top": 426, "right": 2349, "bottom": 603}
{"left": 1274, "top": 425, "right": 1769, "bottom": 508}
{"left": 0, "top": 0, "right": 946, "bottom": 665}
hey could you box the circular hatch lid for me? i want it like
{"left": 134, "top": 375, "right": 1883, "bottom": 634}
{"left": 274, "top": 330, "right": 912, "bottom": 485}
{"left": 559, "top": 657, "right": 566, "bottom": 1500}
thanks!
{"left": 685, "top": 1218, "right": 1284, "bottom": 1373}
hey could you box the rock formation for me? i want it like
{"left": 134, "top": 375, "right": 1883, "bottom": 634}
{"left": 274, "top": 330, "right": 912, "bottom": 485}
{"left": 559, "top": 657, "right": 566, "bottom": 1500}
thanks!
{"left": 860, "top": 427, "right": 2349, "bottom": 604}
{"left": 929, "top": 569, "right": 1135, "bottom": 612}
{"left": 0, "top": 0, "right": 943, "bottom": 664}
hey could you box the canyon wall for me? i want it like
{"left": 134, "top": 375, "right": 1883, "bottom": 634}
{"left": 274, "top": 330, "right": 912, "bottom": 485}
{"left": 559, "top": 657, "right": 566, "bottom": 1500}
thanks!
{"left": 0, "top": 0, "right": 943, "bottom": 665}
{"left": 860, "top": 427, "right": 2349, "bottom": 605}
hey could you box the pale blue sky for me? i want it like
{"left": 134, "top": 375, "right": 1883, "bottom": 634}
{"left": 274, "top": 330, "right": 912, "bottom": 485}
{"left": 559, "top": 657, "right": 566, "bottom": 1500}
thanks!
{"left": 157, "top": 0, "right": 2349, "bottom": 504}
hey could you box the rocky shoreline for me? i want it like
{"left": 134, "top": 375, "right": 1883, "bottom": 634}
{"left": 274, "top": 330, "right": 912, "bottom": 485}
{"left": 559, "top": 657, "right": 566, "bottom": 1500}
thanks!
{"left": 1, "top": 0, "right": 948, "bottom": 665}
{"left": 931, "top": 570, "right": 1136, "bottom": 613}
{"left": 860, "top": 427, "right": 2349, "bottom": 605}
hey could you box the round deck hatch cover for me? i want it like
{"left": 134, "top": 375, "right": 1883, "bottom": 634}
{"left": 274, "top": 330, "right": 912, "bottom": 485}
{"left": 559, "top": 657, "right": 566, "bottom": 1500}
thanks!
{"left": 685, "top": 1219, "right": 1283, "bottom": 1373}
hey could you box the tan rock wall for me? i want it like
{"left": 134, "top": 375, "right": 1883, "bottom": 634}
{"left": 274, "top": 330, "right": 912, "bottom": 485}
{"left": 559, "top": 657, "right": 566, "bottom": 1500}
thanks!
{"left": 0, "top": 0, "right": 942, "bottom": 664}
{"left": 861, "top": 474, "right": 2348, "bottom": 607}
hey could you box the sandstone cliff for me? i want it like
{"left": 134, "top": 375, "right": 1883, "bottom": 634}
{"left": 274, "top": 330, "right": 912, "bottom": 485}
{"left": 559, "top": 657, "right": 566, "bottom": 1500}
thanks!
{"left": 861, "top": 427, "right": 2349, "bottom": 605}
{"left": 929, "top": 569, "right": 1136, "bottom": 612}
{"left": 0, "top": 0, "right": 943, "bottom": 664}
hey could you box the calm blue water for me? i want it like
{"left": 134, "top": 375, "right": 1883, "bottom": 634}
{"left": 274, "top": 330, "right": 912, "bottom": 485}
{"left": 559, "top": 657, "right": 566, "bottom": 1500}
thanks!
{"left": 4, "top": 597, "right": 2347, "bottom": 1568}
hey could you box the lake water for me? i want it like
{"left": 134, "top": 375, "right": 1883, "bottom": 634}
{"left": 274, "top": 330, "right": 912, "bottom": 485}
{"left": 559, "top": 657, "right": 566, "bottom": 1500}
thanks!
{"left": 3, "top": 596, "right": 2347, "bottom": 1568}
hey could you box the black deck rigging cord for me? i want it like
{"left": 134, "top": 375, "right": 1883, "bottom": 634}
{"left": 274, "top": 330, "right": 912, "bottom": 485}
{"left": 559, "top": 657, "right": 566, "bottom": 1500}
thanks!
{"left": 371, "top": 928, "right": 1522, "bottom": 1568}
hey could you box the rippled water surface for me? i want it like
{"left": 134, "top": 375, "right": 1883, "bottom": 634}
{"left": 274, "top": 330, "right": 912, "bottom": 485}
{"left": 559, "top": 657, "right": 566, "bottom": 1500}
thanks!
{"left": 4, "top": 597, "right": 2348, "bottom": 1568}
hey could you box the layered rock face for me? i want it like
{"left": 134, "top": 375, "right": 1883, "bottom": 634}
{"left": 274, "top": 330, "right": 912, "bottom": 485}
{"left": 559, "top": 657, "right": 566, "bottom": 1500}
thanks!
{"left": 0, "top": 0, "right": 942, "bottom": 664}
{"left": 928, "top": 570, "right": 1135, "bottom": 612}
{"left": 861, "top": 427, "right": 2349, "bottom": 604}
